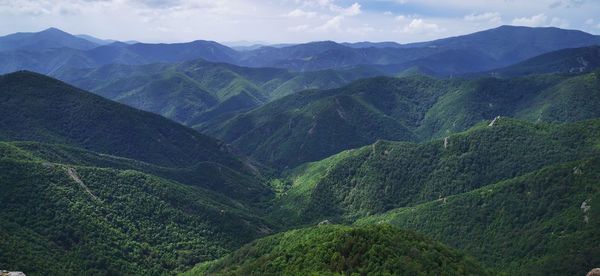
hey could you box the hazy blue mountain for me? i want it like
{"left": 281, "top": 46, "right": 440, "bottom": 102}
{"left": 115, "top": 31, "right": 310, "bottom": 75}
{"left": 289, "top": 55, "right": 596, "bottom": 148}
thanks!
{"left": 483, "top": 45, "right": 600, "bottom": 77}
{"left": 52, "top": 59, "right": 383, "bottom": 128}
{"left": 0, "top": 27, "right": 98, "bottom": 52}
{"left": 2, "top": 26, "right": 600, "bottom": 76}
{"left": 205, "top": 71, "right": 600, "bottom": 169}
{"left": 341, "top": 41, "right": 403, "bottom": 48}
{"left": 405, "top": 25, "right": 600, "bottom": 67}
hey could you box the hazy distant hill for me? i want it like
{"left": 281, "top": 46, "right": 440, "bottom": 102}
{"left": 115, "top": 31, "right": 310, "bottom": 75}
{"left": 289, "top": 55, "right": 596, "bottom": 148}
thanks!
{"left": 0, "top": 27, "right": 98, "bottom": 52}
{"left": 205, "top": 71, "right": 600, "bottom": 169}
{"left": 483, "top": 45, "right": 600, "bottom": 77}
{"left": 1, "top": 26, "right": 599, "bottom": 76}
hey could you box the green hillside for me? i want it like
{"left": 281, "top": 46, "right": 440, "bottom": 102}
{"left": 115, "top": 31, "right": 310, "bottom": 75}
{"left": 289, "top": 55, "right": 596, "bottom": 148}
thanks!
{"left": 269, "top": 118, "right": 600, "bottom": 224}
{"left": 207, "top": 71, "right": 600, "bottom": 169}
{"left": 183, "top": 224, "right": 489, "bottom": 276}
{"left": 0, "top": 71, "right": 271, "bottom": 202}
{"left": 0, "top": 142, "right": 273, "bottom": 275}
{"left": 357, "top": 158, "right": 600, "bottom": 275}
{"left": 53, "top": 60, "right": 382, "bottom": 128}
{"left": 205, "top": 76, "right": 451, "bottom": 169}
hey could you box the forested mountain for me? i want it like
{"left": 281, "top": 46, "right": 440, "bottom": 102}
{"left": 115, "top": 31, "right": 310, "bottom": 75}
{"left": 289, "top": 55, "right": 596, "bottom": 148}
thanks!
{"left": 52, "top": 60, "right": 382, "bottom": 127}
{"left": 3, "top": 22, "right": 600, "bottom": 276}
{"left": 184, "top": 224, "right": 489, "bottom": 275}
{"left": 0, "top": 142, "right": 273, "bottom": 275}
{"left": 269, "top": 118, "right": 600, "bottom": 224}
{"left": 0, "top": 71, "right": 271, "bottom": 202}
{"left": 205, "top": 71, "right": 600, "bottom": 169}
{"left": 357, "top": 157, "right": 600, "bottom": 275}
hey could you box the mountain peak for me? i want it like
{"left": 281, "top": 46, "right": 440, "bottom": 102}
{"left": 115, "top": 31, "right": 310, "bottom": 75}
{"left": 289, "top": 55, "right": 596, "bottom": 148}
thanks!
{"left": 40, "top": 27, "right": 67, "bottom": 34}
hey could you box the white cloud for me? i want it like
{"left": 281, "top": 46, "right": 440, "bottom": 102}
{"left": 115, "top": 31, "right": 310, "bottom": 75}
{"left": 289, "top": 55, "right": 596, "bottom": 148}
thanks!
{"left": 585, "top": 18, "right": 594, "bottom": 25}
{"left": 286, "top": 8, "right": 316, "bottom": 18}
{"left": 512, "top": 13, "right": 548, "bottom": 27}
{"left": 550, "top": 17, "right": 569, "bottom": 28}
{"left": 316, "top": 15, "right": 343, "bottom": 32}
{"left": 383, "top": 11, "right": 393, "bottom": 16}
{"left": 335, "top": 2, "right": 361, "bottom": 17}
{"left": 288, "top": 24, "right": 310, "bottom": 31}
{"left": 464, "top": 12, "right": 502, "bottom": 24}
{"left": 401, "top": 18, "right": 443, "bottom": 34}
{"left": 511, "top": 13, "right": 569, "bottom": 28}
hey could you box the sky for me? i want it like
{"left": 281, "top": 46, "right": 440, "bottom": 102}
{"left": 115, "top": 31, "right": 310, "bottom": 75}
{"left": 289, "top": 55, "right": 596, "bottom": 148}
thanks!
{"left": 1, "top": 0, "right": 600, "bottom": 44}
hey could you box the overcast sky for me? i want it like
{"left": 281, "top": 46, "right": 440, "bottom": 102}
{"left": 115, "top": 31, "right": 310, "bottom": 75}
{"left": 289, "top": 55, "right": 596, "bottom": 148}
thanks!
{"left": 1, "top": 0, "right": 600, "bottom": 44}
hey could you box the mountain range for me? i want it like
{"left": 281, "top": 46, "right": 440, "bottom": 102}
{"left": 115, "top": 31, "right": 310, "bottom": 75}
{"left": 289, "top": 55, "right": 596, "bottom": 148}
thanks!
{"left": 2, "top": 26, "right": 600, "bottom": 76}
{"left": 2, "top": 24, "right": 600, "bottom": 275}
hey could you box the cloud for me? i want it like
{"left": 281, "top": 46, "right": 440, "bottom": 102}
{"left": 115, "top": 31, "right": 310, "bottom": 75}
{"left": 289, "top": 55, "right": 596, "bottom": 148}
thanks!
{"left": 512, "top": 13, "right": 548, "bottom": 27}
{"left": 316, "top": 15, "right": 343, "bottom": 32}
{"left": 511, "top": 13, "right": 569, "bottom": 28}
{"left": 286, "top": 8, "right": 316, "bottom": 18}
{"left": 401, "top": 18, "right": 443, "bottom": 34}
{"left": 464, "top": 12, "right": 502, "bottom": 24}
{"left": 288, "top": 24, "right": 310, "bottom": 31}
{"left": 550, "top": 17, "right": 569, "bottom": 28}
{"left": 334, "top": 2, "right": 361, "bottom": 17}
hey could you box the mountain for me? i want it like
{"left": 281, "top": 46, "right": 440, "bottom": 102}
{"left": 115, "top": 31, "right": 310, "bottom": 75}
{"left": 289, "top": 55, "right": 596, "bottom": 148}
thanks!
{"left": 484, "top": 45, "right": 600, "bottom": 77}
{"left": 357, "top": 157, "right": 600, "bottom": 275}
{"left": 269, "top": 118, "right": 600, "bottom": 224}
{"left": 184, "top": 224, "right": 489, "bottom": 275}
{"left": 0, "top": 28, "right": 240, "bottom": 74}
{"left": 52, "top": 60, "right": 383, "bottom": 128}
{"left": 204, "top": 71, "right": 600, "bottom": 169}
{"left": 341, "top": 41, "right": 403, "bottom": 48}
{"left": 0, "top": 71, "right": 270, "bottom": 202}
{"left": 0, "top": 141, "right": 273, "bottom": 275}
{"left": 235, "top": 26, "right": 600, "bottom": 74}
{"left": 0, "top": 27, "right": 98, "bottom": 52}
{"left": 1, "top": 26, "right": 600, "bottom": 76}
{"left": 404, "top": 25, "right": 600, "bottom": 67}
{"left": 75, "top": 34, "right": 119, "bottom": 45}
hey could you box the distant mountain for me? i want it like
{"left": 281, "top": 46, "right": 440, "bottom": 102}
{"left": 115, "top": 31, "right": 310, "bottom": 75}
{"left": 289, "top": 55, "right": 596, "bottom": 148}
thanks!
{"left": 405, "top": 25, "right": 600, "bottom": 67}
{"left": 341, "top": 41, "right": 403, "bottom": 48}
{"left": 53, "top": 59, "right": 383, "bottom": 128}
{"left": 236, "top": 26, "right": 600, "bottom": 73}
{"left": 484, "top": 45, "right": 600, "bottom": 77}
{"left": 0, "top": 28, "right": 241, "bottom": 74}
{"left": 184, "top": 224, "right": 489, "bottom": 275}
{"left": 0, "top": 27, "right": 98, "bottom": 52}
{"left": 1, "top": 26, "right": 600, "bottom": 76}
{"left": 0, "top": 71, "right": 271, "bottom": 202}
{"left": 75, "top": 34, "right": 119, "bottom": 45}
{"left": 204, "top": 71, "right": 600, "bottom": 169}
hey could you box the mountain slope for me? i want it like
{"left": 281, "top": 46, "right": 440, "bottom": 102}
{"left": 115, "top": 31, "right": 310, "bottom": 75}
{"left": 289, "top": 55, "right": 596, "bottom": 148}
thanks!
{"left": 406, "top": 25, "right": 600, "bottom": 67}
{"left": 484, "top": 45, "right": 600, "bottom": 77}
{"left": 269, "top": 119, "right": 600, "bottom": 224}
{"left": 207, "top": 71, "right": 600, "bottom": 169}
{"left": 52, "top": 60, "right": 382, "bottom": 128}
{"left": 0, "top": 27, "right": 98, "bottom": 52}
{"left": 184, "top": 224, "right": 489, "bottom": 275}
{"left": 204, "top": 76, "right": 449, "bottom": 169}
{"left": 0, "top": 71, "right": 270, "bottom": 202}
{"left": 357, "top": 157, "right": 600, "bottom": 275}
{"left": 0, "top": 142, "right": 273, "bottom": 275}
